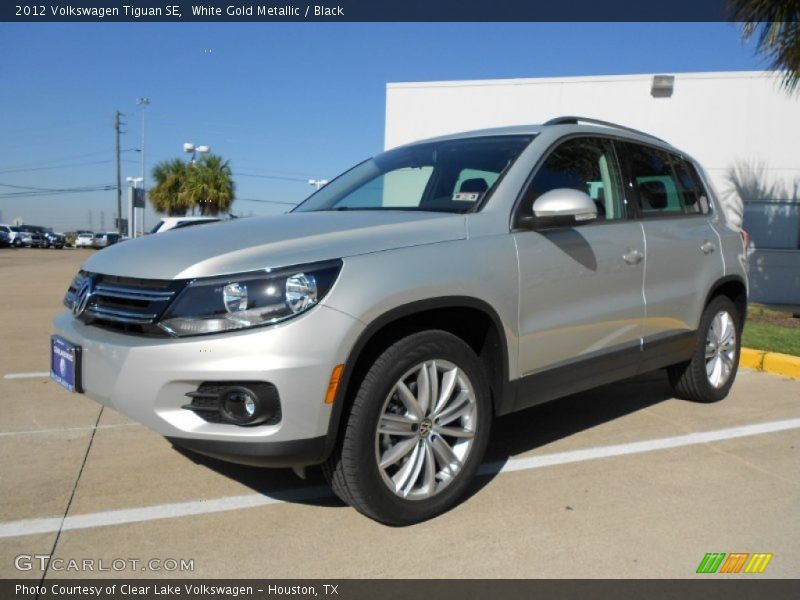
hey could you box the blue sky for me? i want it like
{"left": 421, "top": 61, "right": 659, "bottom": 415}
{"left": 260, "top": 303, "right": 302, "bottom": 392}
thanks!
{"left": 0, "top": 22, "right": 765, "bottom": 231}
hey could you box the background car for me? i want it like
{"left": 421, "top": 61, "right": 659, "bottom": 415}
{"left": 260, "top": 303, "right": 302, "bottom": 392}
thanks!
{"left": 43, "top": 231, "right": 65, "bottom": 249}
{"left": 92, "top": 232, "right": 123, "bottom": 249}
{"left": 0, "top": 225, "right": 16, "bottom": 247}
{"left": 74, "top": 232, "right": 95, "bottom": 248}
{"left": 5, "top": 226, "right": 24, "bottom": 247}
{"left": 11, "top": 227, "right": 32, "bottom": 247}
{"left": 16, "top": 225, "right": 45, "bottom": 248}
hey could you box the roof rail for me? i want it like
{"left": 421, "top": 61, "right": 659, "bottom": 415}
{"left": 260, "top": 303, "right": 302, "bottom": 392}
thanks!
{"left": 543, "top": 116, "right": 665, "bottom": 143}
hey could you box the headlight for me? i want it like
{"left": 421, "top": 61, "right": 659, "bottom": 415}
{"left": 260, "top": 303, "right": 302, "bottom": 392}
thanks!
{"left": 158, "top": 260, "right": 342, "bottom": 337}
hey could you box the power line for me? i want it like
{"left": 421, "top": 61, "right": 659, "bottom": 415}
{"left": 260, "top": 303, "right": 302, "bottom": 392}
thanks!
{"left": 0, "top": 182, "right": 114, "bottom": 192}
{"left": 0, "top": 158, "right": 139, "bottom": 175}
{"left": 0, "top": 149, "right": 140, "bottom": 173}
{"left": 0, "top": 187, "right": 114, "bottom": 199}
{"left": 2, "top": 118, "right": 111, "bottom": 138}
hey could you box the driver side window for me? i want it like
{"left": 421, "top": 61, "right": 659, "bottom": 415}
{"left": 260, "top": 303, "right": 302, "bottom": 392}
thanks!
{"left": 521, "top": 137, "right": 628, "bottom": 221}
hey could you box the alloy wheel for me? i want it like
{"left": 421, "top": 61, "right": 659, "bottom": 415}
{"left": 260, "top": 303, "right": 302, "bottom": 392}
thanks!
{"left": 374, "top": 359, "right": 478, "bottom": 500}
{"left": 705, "top": 310, "right": 737, "bottom": 388}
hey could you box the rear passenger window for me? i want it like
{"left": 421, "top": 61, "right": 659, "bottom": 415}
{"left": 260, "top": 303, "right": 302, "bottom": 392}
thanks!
{"left": 622, "top": 143, "right": 682, "bottom": 216}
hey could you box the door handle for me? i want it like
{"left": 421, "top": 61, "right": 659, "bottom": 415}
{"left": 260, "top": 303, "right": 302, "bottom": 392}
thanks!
{"left": 622, "top": 248, "right": 643, "bottom": 265}
{"left": 700, "top": 240, "right": 716, "bottom": 254}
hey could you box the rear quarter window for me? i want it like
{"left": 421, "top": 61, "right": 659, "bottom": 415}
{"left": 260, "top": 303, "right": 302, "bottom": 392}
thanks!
{"left": 673, "top": 158, "right": 711, "bottom": 215}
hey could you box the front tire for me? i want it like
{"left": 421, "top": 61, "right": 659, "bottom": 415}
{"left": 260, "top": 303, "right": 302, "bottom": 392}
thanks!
{"left": 324, "top": 330, "right": 492, "bottom": 525}
{"left": 668, "top": 296, "right": 742, "bottom": 403}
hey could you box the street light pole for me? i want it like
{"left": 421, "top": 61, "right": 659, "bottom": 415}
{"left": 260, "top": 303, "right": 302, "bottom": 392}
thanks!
{"left": 183, "top": 143, "right": 210, "bottom": 215}
{"left": 308, "top": 179, "right": 329, "bottom": 190}
{"left": 136, "top": 97, "right": 151, "bottom": 236}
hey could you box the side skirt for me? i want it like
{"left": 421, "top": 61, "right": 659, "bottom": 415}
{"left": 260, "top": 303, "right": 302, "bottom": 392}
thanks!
{"left": 509, "top": 330, "right": 697, "bottom": 413}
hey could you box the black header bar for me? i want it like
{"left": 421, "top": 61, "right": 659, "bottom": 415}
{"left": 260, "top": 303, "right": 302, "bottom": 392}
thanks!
{"left": 3, "top": 1, "right": 736, "bottom": 23}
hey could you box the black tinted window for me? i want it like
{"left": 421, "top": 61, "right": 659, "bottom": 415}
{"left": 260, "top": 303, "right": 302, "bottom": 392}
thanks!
{"left": 621, "top": 143, "right": 684, "bottom": 216}
{"left": 522, "top": 137, "right": 627, "bottom": 220}
{"left": 673, "top": 158, "right": 709, "bottom": 215}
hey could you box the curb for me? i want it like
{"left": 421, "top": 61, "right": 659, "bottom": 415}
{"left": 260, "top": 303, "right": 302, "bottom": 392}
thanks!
{"left": 740, "top": 347, "right": 800, "bottom": 380}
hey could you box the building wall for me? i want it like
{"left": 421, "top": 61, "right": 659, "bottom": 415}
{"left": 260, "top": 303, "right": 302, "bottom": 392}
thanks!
{"left": 385, "top": 71, "right": 800, "bottom": 304}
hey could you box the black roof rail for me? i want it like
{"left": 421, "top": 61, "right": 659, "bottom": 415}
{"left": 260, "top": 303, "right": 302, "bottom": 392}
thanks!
{"left": 543, "top": 116, "right": 665, "bottom": 143}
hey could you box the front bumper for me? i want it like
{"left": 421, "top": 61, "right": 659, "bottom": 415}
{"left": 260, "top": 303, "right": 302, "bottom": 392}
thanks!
{"left": 53, "top": 305, "right": 364, "bottom": 466}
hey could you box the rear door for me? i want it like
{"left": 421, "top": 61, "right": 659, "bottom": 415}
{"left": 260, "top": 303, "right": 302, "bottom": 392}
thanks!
{"left": 616, "top": 142, "right": 724, "bottom": 370}
{"left": 513, "top": 136, "right": 646, "bottom": 408}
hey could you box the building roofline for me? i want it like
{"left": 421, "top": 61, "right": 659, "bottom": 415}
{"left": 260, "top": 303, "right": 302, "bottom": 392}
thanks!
{"left": 387, "top": 70, "right": 777, "bottom": 90}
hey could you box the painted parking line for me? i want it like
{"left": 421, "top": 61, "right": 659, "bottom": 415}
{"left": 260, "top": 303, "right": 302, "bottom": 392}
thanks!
{"left": 0, "top": 423, "right": 139, "bottom": 438}
{"left": 3, "top": 371, "right": 50, "bottom": 380}
{"left": 0, "top": 417, "right": 798, "bottom": 539}
{"left": 479, "top": 416, "right": 800, "bottom": 475}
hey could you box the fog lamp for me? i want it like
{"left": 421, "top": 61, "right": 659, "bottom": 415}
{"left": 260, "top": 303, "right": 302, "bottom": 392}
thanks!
{"left": 221, "top": 387, "right": 260, "bottom": 424}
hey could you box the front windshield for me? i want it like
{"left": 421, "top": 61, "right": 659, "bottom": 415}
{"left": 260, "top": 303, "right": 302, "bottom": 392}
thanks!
{"left": 293, "top": 135, "right": 533, "bottom": 214}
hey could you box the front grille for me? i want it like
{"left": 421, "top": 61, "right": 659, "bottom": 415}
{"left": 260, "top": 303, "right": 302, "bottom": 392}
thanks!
{"left": 65, "top": 271, "right": 187, "bottom": 336}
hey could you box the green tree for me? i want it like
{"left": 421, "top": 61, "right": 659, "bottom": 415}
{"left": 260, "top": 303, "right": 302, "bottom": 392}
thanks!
{"left": 728, "top": 0, "right": 800, "bottom": 92}
{"left": 180, "top": 154, "right": 236, "bottom": 216}
{"left": 149, "top": 159, "right": 192, "bottom": 216}
{"left": 149, "top": 154, "right": 236, "bottom": 216}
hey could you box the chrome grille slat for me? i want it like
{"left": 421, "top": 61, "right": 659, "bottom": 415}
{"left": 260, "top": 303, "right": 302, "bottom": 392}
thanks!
{"left": 94, "top": 284, "right": 175, "bottom": 302}
{"left": 86, "top": 305, "right": 158, "bottom": 324}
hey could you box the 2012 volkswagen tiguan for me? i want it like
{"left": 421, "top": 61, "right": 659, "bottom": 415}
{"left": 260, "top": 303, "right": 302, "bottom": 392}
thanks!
{"left": 52, "top": 117, "right": 748, "bottom": 525}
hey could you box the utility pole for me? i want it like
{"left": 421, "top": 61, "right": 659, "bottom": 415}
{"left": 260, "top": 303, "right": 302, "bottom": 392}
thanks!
{"left": 114, "top": 111, "right": 125, "bottom": 234}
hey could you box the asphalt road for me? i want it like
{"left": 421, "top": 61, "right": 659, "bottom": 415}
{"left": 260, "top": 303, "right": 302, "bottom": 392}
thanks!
{"left": 0, "top": 247, "right": 798, "bottom": 579}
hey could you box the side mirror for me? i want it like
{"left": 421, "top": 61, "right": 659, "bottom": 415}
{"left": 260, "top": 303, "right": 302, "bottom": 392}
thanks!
{"left": 517, "top": 188, "right": 598, "bottom": 230}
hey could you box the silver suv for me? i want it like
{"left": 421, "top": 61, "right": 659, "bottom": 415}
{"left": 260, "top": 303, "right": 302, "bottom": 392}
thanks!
{"left": 52, "top": 117, "right": 748, "bottom": 525}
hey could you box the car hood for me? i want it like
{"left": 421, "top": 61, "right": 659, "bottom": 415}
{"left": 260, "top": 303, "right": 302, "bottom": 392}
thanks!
{"left": 83, "top": 211, "right": 467, "bottom": 280}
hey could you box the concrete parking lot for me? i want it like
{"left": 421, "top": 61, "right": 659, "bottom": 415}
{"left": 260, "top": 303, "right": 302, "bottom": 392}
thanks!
{"left": 0, "top": 248, "right": 798, "bottom": 579}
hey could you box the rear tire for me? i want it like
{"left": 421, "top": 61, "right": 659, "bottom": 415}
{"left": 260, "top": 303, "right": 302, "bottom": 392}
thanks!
{"left": 323, "top": 330, "right": 491, "bottom": 525}
{"left": 668, "top": 296, "right": 742, "bottom": 403}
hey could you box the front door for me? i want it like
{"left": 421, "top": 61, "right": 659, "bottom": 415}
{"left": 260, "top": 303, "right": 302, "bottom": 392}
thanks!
{"left": 514, "top": 136, "right": 646, "bottom": 409}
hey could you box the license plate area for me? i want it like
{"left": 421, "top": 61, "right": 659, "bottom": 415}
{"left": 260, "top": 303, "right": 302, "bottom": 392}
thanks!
{"left": 51, "top": 335, "right": 83, "bottom": 393}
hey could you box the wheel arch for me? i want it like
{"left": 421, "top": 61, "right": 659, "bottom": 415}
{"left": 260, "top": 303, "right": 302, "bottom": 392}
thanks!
{"left": 704, "top": 275, "right": 748, "bottom": 324}
{"left": 321, "top": 296, "right": 513, "bottom": 462}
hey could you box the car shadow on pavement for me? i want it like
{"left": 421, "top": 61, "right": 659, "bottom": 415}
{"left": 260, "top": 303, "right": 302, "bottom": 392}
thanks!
{"left": 171, "top": 445, "right": 344, "bottom": 507}
{"left": 460, "top": 369, "right": 678, "bottom": 505}
{"left": 174, "top": 370, "right": 678, "bottom": 514}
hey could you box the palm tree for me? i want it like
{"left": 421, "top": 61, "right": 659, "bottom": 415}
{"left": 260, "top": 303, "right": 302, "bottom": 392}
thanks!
{"left": 728, "top": 0, "right": 800, "bottom": 92}
{"left": 149, "top": 159, "right": 192, "bottom": 216}
{"left": 180, "top": 154, "right": 235, "bottom": 216}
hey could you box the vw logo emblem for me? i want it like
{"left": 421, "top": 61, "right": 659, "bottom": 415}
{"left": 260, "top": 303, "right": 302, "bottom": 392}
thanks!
{"left": 418, "top": 418, "right": 433, "bottom": 438}
{"left": 72, "top": 278, "right": 94, "bottom": 317}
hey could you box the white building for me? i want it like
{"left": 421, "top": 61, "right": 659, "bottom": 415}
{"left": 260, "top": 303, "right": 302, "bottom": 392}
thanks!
{"left": 385, "top": 71, "right": 800, "bottom": 304}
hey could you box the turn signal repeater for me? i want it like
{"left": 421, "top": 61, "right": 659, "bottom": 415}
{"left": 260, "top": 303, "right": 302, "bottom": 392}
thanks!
{"left": 325, "top": 364, "right": 344, "bottom": 404}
